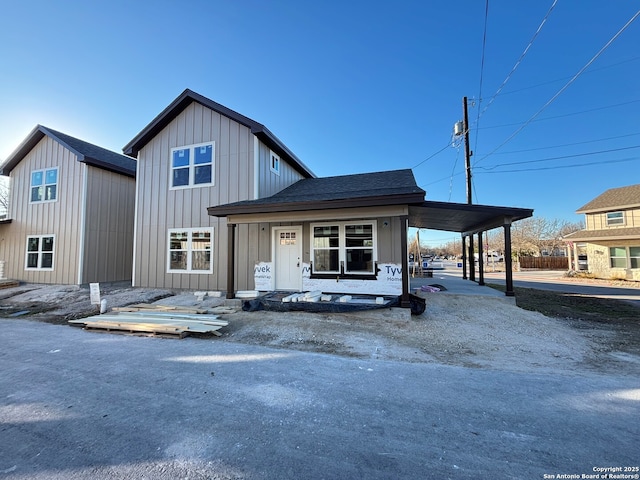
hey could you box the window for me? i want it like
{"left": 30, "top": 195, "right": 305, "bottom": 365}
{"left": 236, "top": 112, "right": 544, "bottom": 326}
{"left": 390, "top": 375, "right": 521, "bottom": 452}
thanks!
{"left": 629, "top": 247, "right": 640, "bottom": 269}
{"left": 167, "top": 228, "right": 213, "bottom": 273}
{"left": 30, "top": 168, "right": 58, "bottom": 203}
{"left": 609, "top": 247, "right": 627, "bottom": 268}
{"left": 25, "top": 235, "right": 54, "bottom": 270}
{"left": 170, "top": 142, "right": 214, "bottom": 189}
{"left": 606, "top": 211, "right": 624, "bottom": 226}
{"left": 311, "top": 222, "right": 377, "bottom": 275}
{"left": 270, "top": 150, "right": 280, "bottom": 175}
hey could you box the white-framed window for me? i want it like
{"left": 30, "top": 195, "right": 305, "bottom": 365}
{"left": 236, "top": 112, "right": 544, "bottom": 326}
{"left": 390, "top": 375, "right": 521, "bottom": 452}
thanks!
{"left": 311, "top": 221, "right": 377, "bottom": 275}
{"left": 25, "top": 235, "right": 55, "bottom": 270}
{"left": 167, "top": 228, "right": 213, "bottom": 273}
{"left": 630, "top": 247, "right": 640, "bottom": 269}
{"left": 609, "top": 247, "right": 627, "bottom": 268}
{"left": 270, "top": 150, "right": 280, "bottom": 175}
{"left": 170, "top": 142, "right": 214, "bottom": 189}
{"left": 606, "top": 211, "right": 624, "bottom": 226}
{"left": 30, "top": 167, "right": 58, "bottom": 203}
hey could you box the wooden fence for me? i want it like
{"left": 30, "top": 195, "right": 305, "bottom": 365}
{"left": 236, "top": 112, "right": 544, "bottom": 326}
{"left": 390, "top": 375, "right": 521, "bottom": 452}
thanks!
{"left": 518, "top": 256, "right": 568, "bottom": 270}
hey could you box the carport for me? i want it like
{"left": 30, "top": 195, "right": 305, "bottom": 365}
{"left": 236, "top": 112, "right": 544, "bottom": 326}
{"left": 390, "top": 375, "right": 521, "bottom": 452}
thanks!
{"left": 407, "top": 200, "right": 533, "bottom": 299}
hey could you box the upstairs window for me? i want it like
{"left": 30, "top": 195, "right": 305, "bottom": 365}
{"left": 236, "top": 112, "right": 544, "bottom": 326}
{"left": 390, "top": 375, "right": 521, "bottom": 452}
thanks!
{"left": 170, "top": 142, "right": 214, "bottom": 189}
{"left": 606, "top": 211, "right": 624, "bottom": 226}
{"left": 25, "top": 235, "right": 55, "bottom": 270}
{"left": 30, "top": 168, "right": 58, "bottom": 203}
{"left": 270, "top": 150, "right": 280, "bottom": 175}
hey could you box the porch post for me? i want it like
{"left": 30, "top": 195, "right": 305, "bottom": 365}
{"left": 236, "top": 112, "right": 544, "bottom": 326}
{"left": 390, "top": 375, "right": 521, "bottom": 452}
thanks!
{"left": 461, "top": 235, "right": 467, "bottom": 280}
{"left": 226, "top": 222, "right": 236, "bottom": 299}
{"left": 504, "top": 220, "right": 515, "bottom": 297}
{"left": 468, "top": 233, "right": 475, "bottom": 282}
{"left": 400, "top": 215, "right": 411, "bottom": 308}
{"left": 478, "top": 231, "right": 485, "bottom": 286}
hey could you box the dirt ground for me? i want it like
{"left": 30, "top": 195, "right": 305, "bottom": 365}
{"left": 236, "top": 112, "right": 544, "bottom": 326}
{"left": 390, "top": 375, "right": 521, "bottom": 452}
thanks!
{"left": 1, "top": 282, "right": 639, "bottom": 375}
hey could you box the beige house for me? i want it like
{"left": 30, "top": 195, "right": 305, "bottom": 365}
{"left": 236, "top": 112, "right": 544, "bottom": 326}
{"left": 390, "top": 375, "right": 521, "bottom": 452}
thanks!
{"left": 0, "top": 126, "right": 136, "bottom": 284}
{"left": 125, "top": 89, "right": 533, "bottom": 305}
{"left": 564, "top": 184, "right": 640, "bottom": 281}
{"left": 123, "top": 89, "right": 315, "bottom": 291}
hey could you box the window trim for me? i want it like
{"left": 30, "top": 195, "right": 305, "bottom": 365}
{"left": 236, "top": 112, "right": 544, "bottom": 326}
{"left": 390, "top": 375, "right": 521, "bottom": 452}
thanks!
{"left": 25, "top": 234, "right": 55, "bottom": 271}
{"left": 169, "top": 141, "right": 215, "bottom": 190}
{"left": 167, "top": 227, "right": 214, "bottom": 274}
{"left": 606, "top": 211, "right": 625, "bottom": 226}
{"left": 270, "top": 150, "right": 280, "bottom": 176}
{"left": 29, "top": 167, "right": 59, "bottom": 204}
{"left": 310, "top": 221, "right": 378, "bottom": 278}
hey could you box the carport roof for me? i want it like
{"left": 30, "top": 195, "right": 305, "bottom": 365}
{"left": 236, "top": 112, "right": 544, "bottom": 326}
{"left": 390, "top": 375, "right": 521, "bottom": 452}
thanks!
{"left": 207, "top": 168, "right": 533, "bottom": 235}
{"left": 409, "top": 200, "right": 533, "bottom": 236}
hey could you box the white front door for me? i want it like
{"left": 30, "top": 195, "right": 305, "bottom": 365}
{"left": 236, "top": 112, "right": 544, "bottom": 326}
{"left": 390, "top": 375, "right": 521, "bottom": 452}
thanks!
{"left": 273, "top": 227, "right": 302, "bottom": 291}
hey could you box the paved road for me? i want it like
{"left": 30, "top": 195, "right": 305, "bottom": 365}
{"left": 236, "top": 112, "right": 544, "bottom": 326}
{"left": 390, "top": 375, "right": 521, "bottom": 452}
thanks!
{"left": 1, "top": 319, "right": 638, "bottom": 479}
{"left": 481, "top": 269, "right": 640, "bottom": 306}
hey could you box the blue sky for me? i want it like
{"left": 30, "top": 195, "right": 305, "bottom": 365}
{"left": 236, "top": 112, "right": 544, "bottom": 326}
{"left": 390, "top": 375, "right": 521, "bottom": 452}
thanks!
{"left": 1, "top": 1, "right": 638, "bottom": 245}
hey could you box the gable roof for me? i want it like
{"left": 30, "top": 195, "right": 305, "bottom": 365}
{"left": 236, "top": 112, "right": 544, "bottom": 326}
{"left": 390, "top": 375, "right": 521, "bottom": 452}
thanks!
{"left": 0, "top": 125, "right": 136, "bottom": 177}
{"left": 123, "top": 88, "right": 315, "bottom": 178}
{"left": 207, "top": 169, "right": 425, "bottom": 215}
{"left": 576, "top": 183, "right": 640, "bottom": 213}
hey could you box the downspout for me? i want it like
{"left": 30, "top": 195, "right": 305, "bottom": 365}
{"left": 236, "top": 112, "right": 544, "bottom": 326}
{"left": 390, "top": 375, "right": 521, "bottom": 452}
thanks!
{"left": 253, "top": 135, "right": 260, "bottom": 200}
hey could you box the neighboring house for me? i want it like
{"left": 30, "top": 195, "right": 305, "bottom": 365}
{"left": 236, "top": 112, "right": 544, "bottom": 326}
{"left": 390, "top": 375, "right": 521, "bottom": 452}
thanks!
{"left": 123, "top": 89, "right": 315, "bottom": 291}
{"left": 564, "top": 184, "right": 640, "bottom": 281}
{"left": 0, "top": 125, "right": 136, "bottom": 284}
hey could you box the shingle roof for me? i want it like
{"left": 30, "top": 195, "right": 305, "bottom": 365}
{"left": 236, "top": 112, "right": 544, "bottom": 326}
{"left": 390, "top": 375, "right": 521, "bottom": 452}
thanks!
{"left": 0, "top": 125, "right": 136, "bottom": 177}
{"left": 563, "top": 226, "right": 640, "bottom": 242}
{"left": 123, "top": 89, "right": 315, "bottom": 178}
{"left": 576, "top": 184, "right": 640, "bottom": 213}
{"left": 208, "top": 169, "right": 425, "bottom": 215}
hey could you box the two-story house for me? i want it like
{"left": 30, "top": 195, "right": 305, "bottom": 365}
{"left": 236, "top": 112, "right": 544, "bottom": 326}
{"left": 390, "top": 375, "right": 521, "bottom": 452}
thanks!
{"left": 0, "top": 125, "right": 137, "bottom": 284}
{"left": 122, "top": 89, "right": 315, "bottom": 292}
{"left": 564, "top": 184, "right": 640, "bottom": 281}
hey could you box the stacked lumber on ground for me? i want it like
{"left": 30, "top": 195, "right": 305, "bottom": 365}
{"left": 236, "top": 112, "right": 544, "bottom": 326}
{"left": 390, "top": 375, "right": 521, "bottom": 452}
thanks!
{"left": 68, "top": 303, "right": 230, "bottom": 338}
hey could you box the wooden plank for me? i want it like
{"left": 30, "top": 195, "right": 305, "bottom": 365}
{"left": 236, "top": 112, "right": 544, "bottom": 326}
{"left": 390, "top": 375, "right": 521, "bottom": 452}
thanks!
{"left": 103, "top": 312, "right": 227, "bottom": 324}
{"left": 91, "top": 313, "right": 228, "bottom": 327}
{"left": 82, "top": 319, "right": 223, "bottom": 335}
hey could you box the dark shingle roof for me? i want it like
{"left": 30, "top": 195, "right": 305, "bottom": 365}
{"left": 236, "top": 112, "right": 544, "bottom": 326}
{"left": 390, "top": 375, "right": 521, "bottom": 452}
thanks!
{"left": 123, "top": 88, "right": 314, "bottom": 178}
{"left": 576, "top": 184, "right": 640, "bottom": 213}
{"left": 0, "top": 125, "right": 136, "bottom": 177}
{"left": 208, "top": 169, "right": 425, "bottom": 216}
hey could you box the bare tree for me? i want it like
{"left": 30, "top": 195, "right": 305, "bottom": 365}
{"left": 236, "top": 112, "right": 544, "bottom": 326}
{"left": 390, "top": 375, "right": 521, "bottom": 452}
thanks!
{"left": 0, "top": 178, "right": 8, "bottom": 219}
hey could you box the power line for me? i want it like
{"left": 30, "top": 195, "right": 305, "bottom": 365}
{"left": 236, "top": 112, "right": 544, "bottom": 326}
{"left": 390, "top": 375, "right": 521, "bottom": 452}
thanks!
{"left": 410, "top": 142, "right": 453, "bottom": 170}
{"left": 476, "top": 132, "right": 640, "bottom": 155}
{"left": 473, "top": 8, "right": 640, "bottom": 167}
{"left": 478, "top": 99, "right": 640, "bottom": 130}
{"left": 476, "top": 145, "right": 640, "bottom": 170}
{"left": 477, "top": 0, "right": 558, "bottom": 121}
{"left": 476, "top": 156, "right": 638, "bottom": 174}
{"left": 473, "top": 0, "right": 490, "bottom": 158}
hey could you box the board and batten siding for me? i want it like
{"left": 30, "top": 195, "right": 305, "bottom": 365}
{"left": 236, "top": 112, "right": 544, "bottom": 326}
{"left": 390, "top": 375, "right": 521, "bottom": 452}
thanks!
{"left": 585, "top": 208, "right": 640, "bottom": 230}
{"left": 82, "top": 166, "right": 136, "bottom": 283}
{"left": 133, "top": 102, "right": 256, "bottom": 290}
{"left": 256, "top": 141, "right": 305, "bottom": 198}
{"left": 0, "top": 136, "right": 83, "bottom": 284}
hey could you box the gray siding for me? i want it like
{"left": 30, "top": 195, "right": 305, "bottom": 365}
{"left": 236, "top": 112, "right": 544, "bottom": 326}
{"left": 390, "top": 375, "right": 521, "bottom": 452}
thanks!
{"left": 133, "top": 102, "right": 256, "bottom": 290}
{"left": 256, "top": 141, "right": 305, "bottom": 198}
{"left": 0, "top": 137, "right": 83, "bottom": 284}
{"left": 82, "top": 166, "right": 136, "bottom": 283}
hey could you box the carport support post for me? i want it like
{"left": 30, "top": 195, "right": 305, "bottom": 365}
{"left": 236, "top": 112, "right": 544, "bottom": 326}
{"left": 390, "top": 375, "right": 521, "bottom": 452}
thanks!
{"left": 504, "top": 220, "right": 515, "bottom": 297}
{"left": 468, "top": 234, "right": 475, "bottom": 282}
{"left": 400, "top": 216, "right": 411, "bottom": 308}
{"left": 478, "top": 231, "right": 485, "bottom": 286}
{"left": 461, "top": 235, "right": 467, "bottom": 280}
{"left": 226, "top": 222, "right": 236, "bottom": 300}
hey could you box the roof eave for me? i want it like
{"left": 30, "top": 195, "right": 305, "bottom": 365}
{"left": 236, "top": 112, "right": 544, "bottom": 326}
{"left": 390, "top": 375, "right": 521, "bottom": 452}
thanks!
{"left": 208, "top": 193, "right": 424, "bottom": 217}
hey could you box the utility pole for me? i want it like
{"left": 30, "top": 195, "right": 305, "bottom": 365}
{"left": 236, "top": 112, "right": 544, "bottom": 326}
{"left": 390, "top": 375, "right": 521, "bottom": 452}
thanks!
{"left": 462, "top": 96, "right": 472, "bottom": 205}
